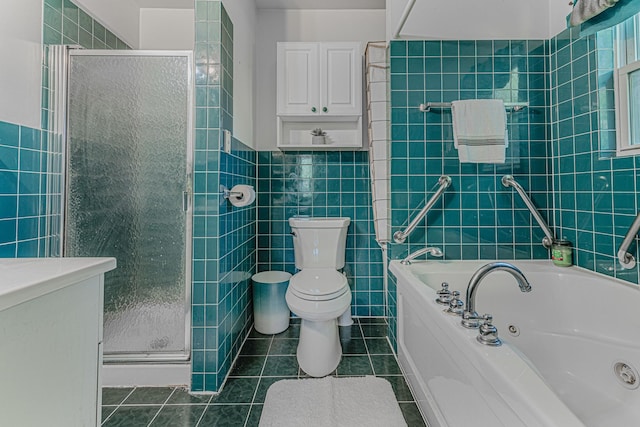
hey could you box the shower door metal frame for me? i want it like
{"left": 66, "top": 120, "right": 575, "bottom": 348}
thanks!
{"left": 62, "top": 49, "right": 194, "bottom": 363}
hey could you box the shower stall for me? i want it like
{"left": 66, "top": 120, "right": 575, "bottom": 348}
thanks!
{"left": 49, "top": 47, "right": 193, "bottom": 384}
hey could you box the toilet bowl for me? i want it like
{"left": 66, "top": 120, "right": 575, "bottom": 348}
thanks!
{"left": 286, "top": 217, "right": 352, "bottom": 377}
{"left": 286, "top": 269, "right": 351, "bottom": 377}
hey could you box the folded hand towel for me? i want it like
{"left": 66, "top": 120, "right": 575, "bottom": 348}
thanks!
{"left": 451, "top": 99, "right": 508, "bottom": 164}
{"left": 570, "top": 0, "right": 619, "bottom": 27}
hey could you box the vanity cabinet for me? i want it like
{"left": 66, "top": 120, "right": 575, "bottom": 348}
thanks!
{"left": 276, "top": 42, "right": 363, "bottom": 150}
{"left": 0, "top": 257, "right": 116, "bottom": 427}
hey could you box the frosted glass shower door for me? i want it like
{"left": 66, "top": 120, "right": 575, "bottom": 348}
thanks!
{"left": 65, "top": 51, "right": 192, "bottom": 362}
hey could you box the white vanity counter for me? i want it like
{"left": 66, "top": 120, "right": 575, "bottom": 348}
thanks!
{"left": 0, "top": 257, "right": 116, "bottom": 427}
{"left": 0, "top": 257, "right": 116, "bottom": 311}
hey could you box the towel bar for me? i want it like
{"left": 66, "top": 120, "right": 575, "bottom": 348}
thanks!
{"left": 419, "top": 102, "right": 529, "bottom": 113}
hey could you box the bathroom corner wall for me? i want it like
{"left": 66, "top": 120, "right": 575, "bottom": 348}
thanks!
{"left": 550, "top": 27, "right": 640, "bottom": 284}
{"left": 388, "top": 40, "right": 552, "bottom": 262}
{"left": 255, "top": 151, "right": 385, "bottom": 317}
{"left": 0, "top": 0, "right": 128, "bottom": 258}
{"left": 387, "top": 40, "right": 552, "bottom": 349}
{"left": 192, "top": 1, "right": 256, "bottom": 392}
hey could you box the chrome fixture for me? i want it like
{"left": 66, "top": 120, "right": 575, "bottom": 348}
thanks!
{"left": 435, "top": 282, "right": 451, "bottom": 305}
{"left": 419, "top": 102, "right": 528, "bottom": 113}
{"left": 477, "top": 314, "right": 502, "bottom": 346}
{"left": 393, "top": 175, "right": 451, "bottom": 244}
{"left": 444, "top": 291, "right": 464, "bottom": 316}
{"left": 501, "top": 175, "right": 555, "bottom": 249}
{"left": 461, "top": 262, "right": 532, "bottom": 329}
{"left": 618, "top": 211, "right": 640, "bottom": 269}
{"left": 220, "top": 185, "right": 243, "bottom": 200}
{"left": 400, "top": 246, "right": 443, "bottom": 265}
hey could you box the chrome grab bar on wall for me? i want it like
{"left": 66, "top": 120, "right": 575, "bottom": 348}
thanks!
{"left": 501, "top": 175, "right": 555, "bottom": 249}
{"left": 617, "top": 212, "right": 640, "bottom": 269}
{"left": 393, "top": 175, "right": 452, "bottom": 244}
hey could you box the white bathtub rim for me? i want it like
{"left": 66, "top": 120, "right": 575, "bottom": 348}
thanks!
{"left": 391, "top": 260, "right": 586, "bottom": 427}
{"left": 393, "top": 258, "right": 640, "bottom": 293}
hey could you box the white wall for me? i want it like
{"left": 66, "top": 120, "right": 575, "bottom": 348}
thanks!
{"left": 255, "top": 9, "right": 386, "bottom": 151}
{"left": 74, "top": 0, "right": 141, "bottom": 47}
{"left": 549, "top": 1, "right": 574, "bottom": 39}
{"left": 222, "top": 0, "right": 257, "bottom": 148}
{"left": 0, "top": 0, "right": 42, "bottom": 129}
{"left": 139, "top": 8, "right": 194, "bottom": 50}
{"left": 388, "top": 0, "right": 554, "bottom": 40}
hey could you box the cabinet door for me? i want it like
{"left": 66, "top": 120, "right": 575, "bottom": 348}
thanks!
{"left": 277, "top": 43, "right": 319, "bottom": 115}
{"left": 321, "top": 43, "right": 362, "bottom": 116}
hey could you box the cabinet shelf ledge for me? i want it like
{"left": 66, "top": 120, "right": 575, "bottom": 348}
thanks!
{"left": 277, "top": 114, "right": 361, "bottom": 123}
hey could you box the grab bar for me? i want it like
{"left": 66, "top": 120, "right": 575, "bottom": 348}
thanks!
{"left": 618, "top": 212, "right": 640, "bottom": 269}
{"left": 501, "top": 175, "right": 555, "bottom": 249}
{"left": 393, "top": 175, "right": 451, "bottom": 244}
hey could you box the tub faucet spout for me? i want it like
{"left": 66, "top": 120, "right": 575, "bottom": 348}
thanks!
{"left": 461, "top": 262, "right": 531, "bottom": 329}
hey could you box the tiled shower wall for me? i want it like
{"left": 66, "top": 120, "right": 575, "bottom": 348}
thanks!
{"left": 387, "top": 39, "right": 552, "bottom": 347}
{"left": 256, "top": 151, "right": 385, "bottom": 317}
{"left": 192, "top": 1, "right": 257, "bottom": 392}
{"left": 388, "top": 39, "right": 552, "bottom": 262}
{"left": 550, "top": 26, "right": 640, "bottom": 284}
{"left": 0, "top": 0, "right": 128, "bottom": 258}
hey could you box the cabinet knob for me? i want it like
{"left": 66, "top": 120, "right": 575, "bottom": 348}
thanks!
{"left": 311, "top": 107, "right": 317, "bottom": 113}
{"left": 322, "top": 107, "right": 328, "bottom": 113}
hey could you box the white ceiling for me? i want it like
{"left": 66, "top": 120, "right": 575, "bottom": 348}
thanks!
{"left": 255, "top": 0, "right": 385, "bottom": 9}
{"left": 133, "top": 0, "right": 193, "bottom": 8}
{"left": 132, "top": 0, "right": 385, "bottom": 10}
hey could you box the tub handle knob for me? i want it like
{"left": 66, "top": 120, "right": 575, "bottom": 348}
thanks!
{"left": 443, "top": 291, "right": 464, "bottom": 316}
{"left": 477, "top": 314, "right": 502, "bottom": 347}
{"left": 435, "top": 282, "right": 452, "bottom": 305}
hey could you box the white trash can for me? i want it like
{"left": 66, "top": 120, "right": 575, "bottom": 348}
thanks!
{"left": 251, "top": 271, "right": 291, "bottom": 334}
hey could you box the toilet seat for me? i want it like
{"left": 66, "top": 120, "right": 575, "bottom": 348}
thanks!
{"left": 289, "top": 269, "right": 349, "bottom": 301}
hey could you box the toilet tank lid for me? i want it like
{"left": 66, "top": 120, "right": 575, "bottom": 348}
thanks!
{"left": 289, "top": 217, "right": 351, "bottom": 228}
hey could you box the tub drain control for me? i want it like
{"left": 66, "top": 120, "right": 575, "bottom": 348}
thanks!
{"left": 614, "top": 362, "right": 639, "bottom": 389}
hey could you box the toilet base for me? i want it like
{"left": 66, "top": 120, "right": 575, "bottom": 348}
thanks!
{"left": 297, "top": 318, "right": 342, "bottom": 377}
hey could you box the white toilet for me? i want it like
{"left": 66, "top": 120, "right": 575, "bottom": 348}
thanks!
{"left": 285, "top": 217, "right": 352, "bottom": 377}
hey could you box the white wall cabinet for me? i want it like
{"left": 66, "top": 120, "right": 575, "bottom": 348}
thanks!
{"left": 277, "top": 41, "right": 363, "bottom": 150}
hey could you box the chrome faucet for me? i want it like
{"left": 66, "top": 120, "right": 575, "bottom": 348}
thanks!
{"left": 400, "top": 247, "right": 443, "bottom": 265}
{"left": 461, "top": 262, "right": 532, "bottom": 328}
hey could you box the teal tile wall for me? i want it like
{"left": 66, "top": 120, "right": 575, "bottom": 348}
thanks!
{"left": 192, "top": 1, "right": 256, "bottom": 392}
{"left": 256, "top": 151, "right": 385, "bottom": 317}
{"left": 42, "top": 0, "right": 128, "bottom": 49}
{"left": 0, "top": 122, "right": 44, "bottom": 256}
{"left": 389, "top": 40, "right": 552, "bottom": 263}
{"left": 388, "top": 39, "right": 552, "bottom": 348}
{"left": 550, "top": 26, "right": 640, "bottom": 284}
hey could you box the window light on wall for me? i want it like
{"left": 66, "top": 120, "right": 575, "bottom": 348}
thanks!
{"left": 615, "top": 13, "right": 640, "bottom": 156}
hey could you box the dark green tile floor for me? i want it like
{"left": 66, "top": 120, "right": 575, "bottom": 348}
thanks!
{"left": 102, "top": 318, "right": 426, "bottom": 426}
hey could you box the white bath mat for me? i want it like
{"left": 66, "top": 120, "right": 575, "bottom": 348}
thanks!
{"left": 259, "top": 376, "right": 407, "bottom": 427}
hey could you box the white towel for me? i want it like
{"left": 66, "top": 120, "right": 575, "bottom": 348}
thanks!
{"left": 569, "top": 0, "right": 619, "bottom": 27}
{"left": 451, "top": 99, "right": 508, "bottom": 164}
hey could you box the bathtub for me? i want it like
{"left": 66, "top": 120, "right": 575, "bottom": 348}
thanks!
{"left": 389, "top": 260, "right": 640, "bottom": 427}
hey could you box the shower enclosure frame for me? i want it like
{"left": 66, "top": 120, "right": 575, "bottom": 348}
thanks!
{"left": 51, "top": 47, "right": 194, "bottom": 365}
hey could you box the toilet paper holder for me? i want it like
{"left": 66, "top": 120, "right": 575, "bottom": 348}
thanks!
{"left": 220, "top": 184, "right": 256, "bottom": 207}
{"left": 221, "top": 185, "right": 243, "bottom": 200}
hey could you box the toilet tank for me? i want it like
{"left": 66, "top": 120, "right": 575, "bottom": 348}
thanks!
{"left": 289, "top": 217, "right": 350, "bottom": 270}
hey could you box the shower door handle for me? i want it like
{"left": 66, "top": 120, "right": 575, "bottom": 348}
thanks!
{"left": 183, "top": 191, "right": 190, "bottom": 212}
